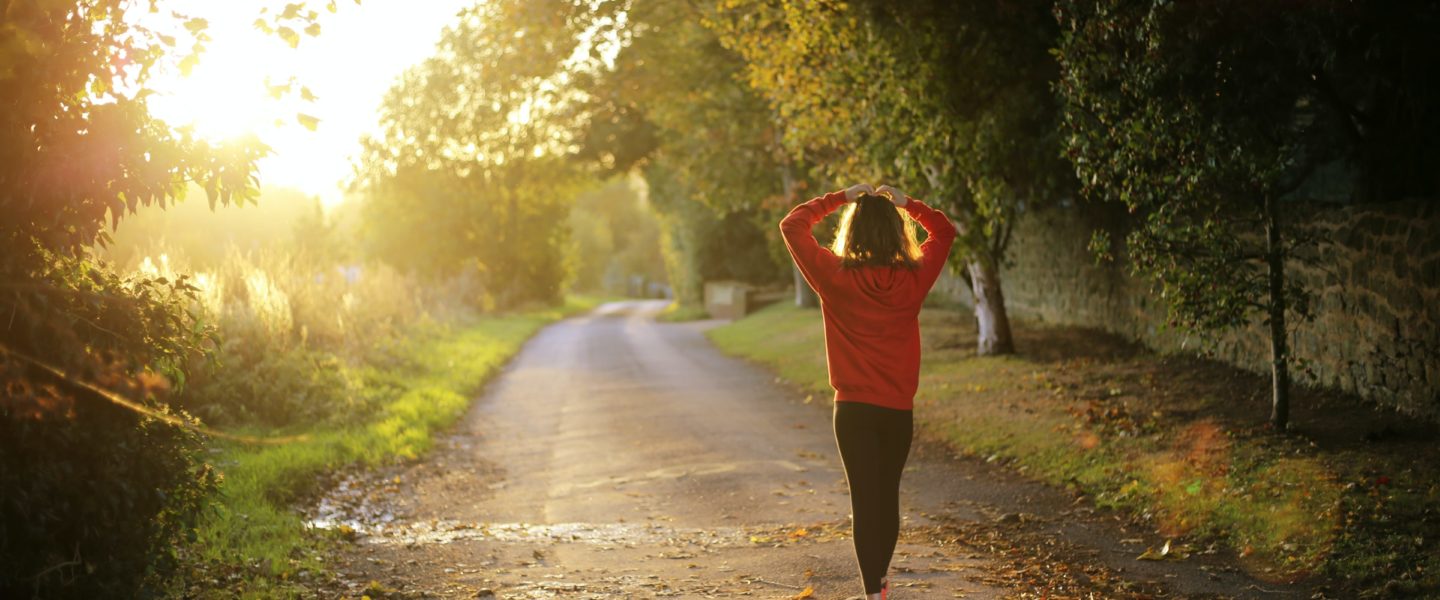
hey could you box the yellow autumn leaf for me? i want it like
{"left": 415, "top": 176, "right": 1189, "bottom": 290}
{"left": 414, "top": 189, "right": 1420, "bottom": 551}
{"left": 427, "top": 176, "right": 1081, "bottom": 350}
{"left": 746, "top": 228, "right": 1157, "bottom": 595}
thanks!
{"left": 277, "top": 26, "right": 300, "bottom": 48}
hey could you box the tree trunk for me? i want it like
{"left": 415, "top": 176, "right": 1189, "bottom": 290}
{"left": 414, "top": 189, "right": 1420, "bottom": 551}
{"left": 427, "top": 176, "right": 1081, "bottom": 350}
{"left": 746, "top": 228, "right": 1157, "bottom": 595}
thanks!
{"left": 967, "top": 257, "right": 1015, "bottom": 355}
{"left": 793, "top": 263, "right": 819, "bottom": 308}
{"left": 1264, "top": 193, "right": 1291, "bottom": 430}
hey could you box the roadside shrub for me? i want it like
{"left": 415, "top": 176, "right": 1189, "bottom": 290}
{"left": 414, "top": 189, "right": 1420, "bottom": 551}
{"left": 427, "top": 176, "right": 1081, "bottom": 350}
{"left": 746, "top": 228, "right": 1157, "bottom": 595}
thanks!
{"left": 0, "top": 399, "right": 219, "bottom": 599}
{"left": 0, "top": 253, "right": 222, "bottom": 598}
{"left": 130, "top": 245, "right": 472, "bottom": 428}
{"left": 184, "top": 346, "right": 362, "bottom": 427}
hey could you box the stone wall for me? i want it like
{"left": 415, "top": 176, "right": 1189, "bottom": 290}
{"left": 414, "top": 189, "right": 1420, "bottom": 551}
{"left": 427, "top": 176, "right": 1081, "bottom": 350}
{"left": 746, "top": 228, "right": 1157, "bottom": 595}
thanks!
{"left": 939, "top": 199, "right": 1440, "bottom": 418}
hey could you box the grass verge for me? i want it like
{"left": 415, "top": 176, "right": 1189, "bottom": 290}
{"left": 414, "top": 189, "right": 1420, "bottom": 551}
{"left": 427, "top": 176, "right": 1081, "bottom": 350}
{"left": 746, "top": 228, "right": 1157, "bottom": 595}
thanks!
{"left": 655, "top": 301, "right": 712, "bottom": 322}
{"left": 175, "top": 297, "right": 604, "bottom": 598}
{"left": 707, "top": 302, "right": 1440, "bottom": 598}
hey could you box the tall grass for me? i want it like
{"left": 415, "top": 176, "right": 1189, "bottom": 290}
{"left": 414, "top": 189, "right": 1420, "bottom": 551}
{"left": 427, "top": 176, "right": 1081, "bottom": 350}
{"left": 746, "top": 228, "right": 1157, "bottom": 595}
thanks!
{"left": 126, "top": 243, "right": 480, "bottom": 427}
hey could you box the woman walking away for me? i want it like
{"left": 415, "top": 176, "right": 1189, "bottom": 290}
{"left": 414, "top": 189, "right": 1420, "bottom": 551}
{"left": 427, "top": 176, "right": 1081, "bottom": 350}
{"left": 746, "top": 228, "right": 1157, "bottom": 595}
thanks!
{"left": 779, "top": 183, "right": 957, "bottom": 599}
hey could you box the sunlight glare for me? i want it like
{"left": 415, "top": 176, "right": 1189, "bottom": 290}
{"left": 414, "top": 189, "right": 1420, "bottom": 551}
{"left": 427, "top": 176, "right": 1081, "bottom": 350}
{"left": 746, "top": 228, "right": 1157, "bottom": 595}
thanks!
{"left": 153, "top": 46, "right": 284, "bottom": 141}
{"left": 145, "top": 2, "right": 292, "bottom": 143}
{"left": 141, "top": 0, "right": 474, "bottom": 205}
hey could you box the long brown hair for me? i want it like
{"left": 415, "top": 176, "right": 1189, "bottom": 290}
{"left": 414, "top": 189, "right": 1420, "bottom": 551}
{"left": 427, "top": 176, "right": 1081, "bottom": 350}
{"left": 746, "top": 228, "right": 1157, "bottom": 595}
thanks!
{"left": 831, "top": 193, "right": 922, "bottom": 269}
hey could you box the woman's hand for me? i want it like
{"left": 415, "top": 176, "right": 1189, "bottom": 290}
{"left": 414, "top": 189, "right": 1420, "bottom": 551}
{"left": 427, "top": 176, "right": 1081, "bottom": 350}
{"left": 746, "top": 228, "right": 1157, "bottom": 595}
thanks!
{"left": 843, "top": 183, "right": 876, "bottom": 202}
{"left": 876, "top": 185, "right": 908, "bottom": 207}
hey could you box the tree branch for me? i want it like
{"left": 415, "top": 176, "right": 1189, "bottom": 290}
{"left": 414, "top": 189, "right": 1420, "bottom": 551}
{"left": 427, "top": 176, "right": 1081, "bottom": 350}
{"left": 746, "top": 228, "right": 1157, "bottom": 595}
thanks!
{"left": 0, "top": 343, "right": 307, "bottom": 446}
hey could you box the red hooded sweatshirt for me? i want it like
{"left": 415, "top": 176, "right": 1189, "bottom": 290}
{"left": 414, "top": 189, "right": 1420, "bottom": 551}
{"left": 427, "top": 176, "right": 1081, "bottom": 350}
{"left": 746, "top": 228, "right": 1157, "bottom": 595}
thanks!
{"left": 779, "top": 190, "right": 957, "bottom": 411}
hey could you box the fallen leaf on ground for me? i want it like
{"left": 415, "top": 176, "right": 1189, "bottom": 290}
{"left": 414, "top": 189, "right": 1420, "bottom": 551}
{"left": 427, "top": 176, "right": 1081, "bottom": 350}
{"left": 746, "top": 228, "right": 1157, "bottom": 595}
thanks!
{"left": 1137, "top": 539, "right": 1189, "bottom": 561}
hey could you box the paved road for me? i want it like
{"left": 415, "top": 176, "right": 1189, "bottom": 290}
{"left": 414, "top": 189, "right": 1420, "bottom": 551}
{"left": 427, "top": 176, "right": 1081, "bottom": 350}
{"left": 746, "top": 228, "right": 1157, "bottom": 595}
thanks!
{"left": 317, "top": 300, "right": 1305, "bottom": 599}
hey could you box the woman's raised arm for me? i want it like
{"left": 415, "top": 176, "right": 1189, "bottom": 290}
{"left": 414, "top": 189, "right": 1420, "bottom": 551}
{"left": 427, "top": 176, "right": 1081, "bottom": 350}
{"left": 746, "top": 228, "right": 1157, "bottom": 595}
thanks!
{"left": 779, "top": 183, "right": 873, "bottom": 295}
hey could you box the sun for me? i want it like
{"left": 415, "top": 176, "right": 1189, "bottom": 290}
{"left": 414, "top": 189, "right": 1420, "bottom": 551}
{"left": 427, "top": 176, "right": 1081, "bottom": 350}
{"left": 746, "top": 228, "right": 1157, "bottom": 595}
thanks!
{"left": 151, "top": 55, "right": 283, "bottom": 141}
{"left": 138, "top": 0, "right": 477, "bottom": 207}
{"left": 145, "top": 13, "right": 292, "bottom": 142}
{"left": 141, "top": 1, "right": 337, "bottom": 201}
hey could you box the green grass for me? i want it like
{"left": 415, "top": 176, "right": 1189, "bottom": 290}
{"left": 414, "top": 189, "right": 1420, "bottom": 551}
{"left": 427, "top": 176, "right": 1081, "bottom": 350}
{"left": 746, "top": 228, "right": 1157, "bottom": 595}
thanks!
{"left": 654, "top": 301, "right": 712, "bottom": 322}
{"left": 178, "top": 297, "right": 603, "bottom": 598}
{"left": 708, "top": 302, "right": 1439, "bottom": 596}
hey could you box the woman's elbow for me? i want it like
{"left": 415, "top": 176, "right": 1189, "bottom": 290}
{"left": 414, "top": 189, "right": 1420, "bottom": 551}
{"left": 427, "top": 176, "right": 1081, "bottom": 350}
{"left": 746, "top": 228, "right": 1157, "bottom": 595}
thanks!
{"left": 941, "top": 216, "right": 960, "bottom": 238}
{"left": 779, "top": 216, "right": 808, "bottom": 236}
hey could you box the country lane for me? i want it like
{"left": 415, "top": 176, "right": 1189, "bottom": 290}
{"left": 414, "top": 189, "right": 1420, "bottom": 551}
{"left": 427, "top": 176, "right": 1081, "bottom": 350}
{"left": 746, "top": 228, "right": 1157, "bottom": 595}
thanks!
{"left": 314, "top": 300, "right": 1306, "bottom": 599}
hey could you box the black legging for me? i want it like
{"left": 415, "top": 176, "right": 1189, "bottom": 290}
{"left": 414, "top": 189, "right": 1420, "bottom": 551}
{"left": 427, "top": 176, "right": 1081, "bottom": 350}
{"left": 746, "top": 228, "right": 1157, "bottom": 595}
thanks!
{"left": 833, "top": 401, "right": 913, "bottom": 594}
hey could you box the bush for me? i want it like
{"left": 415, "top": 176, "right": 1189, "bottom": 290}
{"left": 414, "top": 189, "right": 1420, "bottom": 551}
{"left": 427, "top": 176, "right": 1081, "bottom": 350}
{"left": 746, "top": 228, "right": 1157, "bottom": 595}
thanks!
{"left": 185, "top": 346, "right": 364, "bottom": 428}
{"left": 127, "top": 246, "right": 454, "bottom": 429}
{"left": 0, "top": 2, "right": 331, "bottom": 596}
{"left": 0, "top": 401, "right": 218, "bottom": 598}
{"left": 0, "top": 252, "right": 222, "bottom": 598}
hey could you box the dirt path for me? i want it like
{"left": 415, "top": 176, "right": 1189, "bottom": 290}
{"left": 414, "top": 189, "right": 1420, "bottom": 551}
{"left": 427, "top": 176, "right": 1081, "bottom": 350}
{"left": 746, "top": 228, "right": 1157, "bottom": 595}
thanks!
{"left": 313, "top": 301, "right": 1312, "bottom": 599}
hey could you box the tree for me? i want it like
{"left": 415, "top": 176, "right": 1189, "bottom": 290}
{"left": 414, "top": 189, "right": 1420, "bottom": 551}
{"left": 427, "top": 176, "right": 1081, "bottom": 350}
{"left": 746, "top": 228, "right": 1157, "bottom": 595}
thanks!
{"left": 1053, "top": 0, "right": 1440, "bottom": 428}
{"left": 0, "top": 1, "right": 340, "bottom": 594}
{"left": 573, "top": 0, "right": 798, "bottom": 306}
{"left": 409, "top": 0, "right": 801, "bottom": 309}
{"left": 354, "top": 0, "right": 598, "bottom": 308}
{"left": 568, "top": 176, "right": 667, "bottom": 295}
{"left": 642, "top": 160, "right": 789, "bottom": 305}
{"left": 708, "top": 0, "right": 1071, "bottom": 354}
